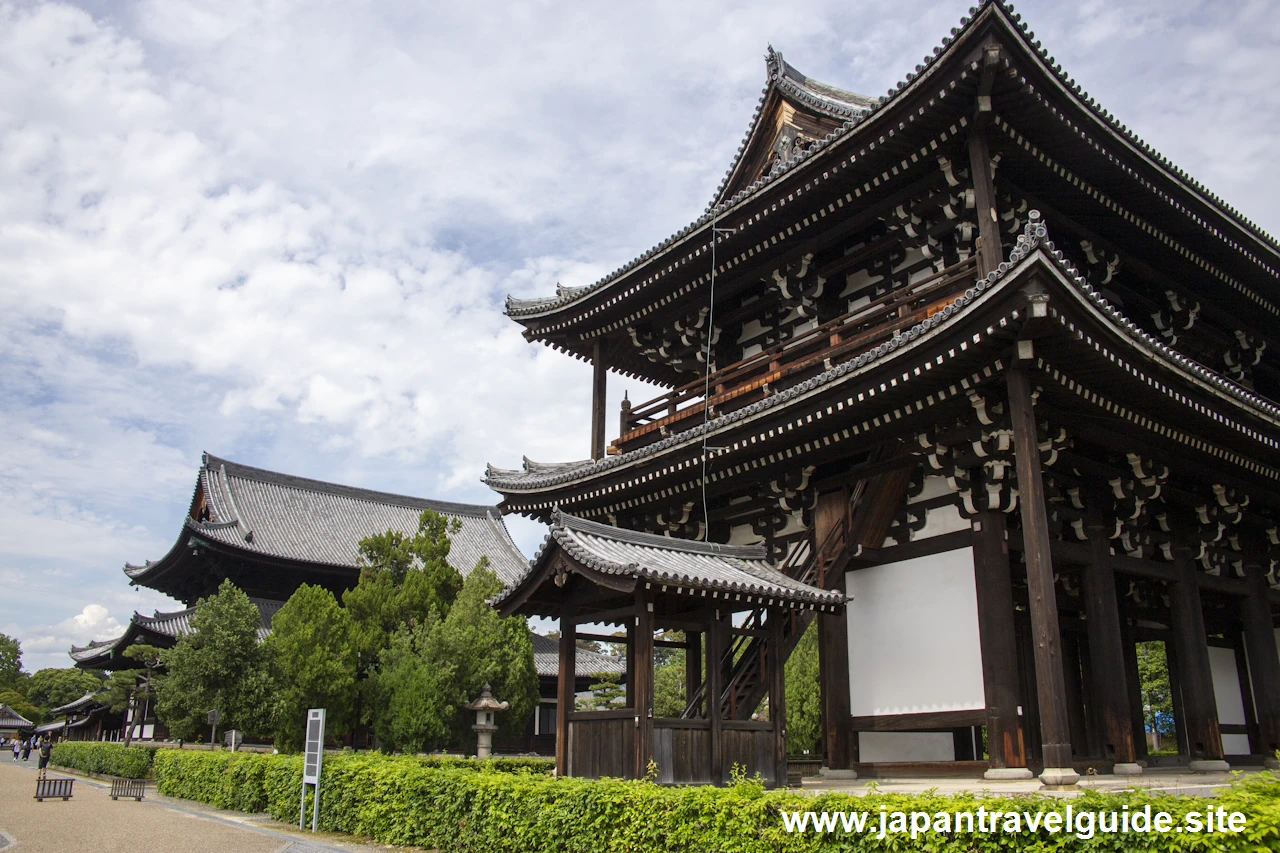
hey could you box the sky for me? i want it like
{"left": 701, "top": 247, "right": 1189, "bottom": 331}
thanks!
{"left": 2, "top": 0, "right": 1278, "bottom": 673}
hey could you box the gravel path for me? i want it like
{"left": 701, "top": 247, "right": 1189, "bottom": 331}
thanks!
{"left": 0, "top": 757, "right": 408, "bottom": 853}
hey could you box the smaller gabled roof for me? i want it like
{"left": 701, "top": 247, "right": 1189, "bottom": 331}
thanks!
{"left": 49, "top": 692, "right": 103, "bottom": 716}
{"left": 529, "top": 633, "right": 626, "bottom": 679}
{"left": 494, "top": 510, "right": 844, "bottom": 613}
{"left": 70, "top": 598, "right": 284, "bottom": 667}
{"left": 0, "top": 704, "right": 33, "bottom": 729}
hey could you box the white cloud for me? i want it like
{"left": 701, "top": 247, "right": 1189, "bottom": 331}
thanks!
{"left": 0, "top": 0, "right": 1277, "bottom": 669}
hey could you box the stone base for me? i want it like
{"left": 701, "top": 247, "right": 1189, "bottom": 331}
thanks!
{"left": 1188, "top": 760, "right": 1231, "bottom": 773}
{"left": 983, "top": 767, "right": 1035, "bottom": 780}
{"left": 1039, "top": 767, "right": 1080, "bottom": 788}
{"left": 819, "top": 767, "right": 858, "bottom": 780}
{"left": 1263, "top": 757, "right": 1280, "bottom": 771}
{"left": 1111, "top": 763, "right": 1143, "bottom": 776}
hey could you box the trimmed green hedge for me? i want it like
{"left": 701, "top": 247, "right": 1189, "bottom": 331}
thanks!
{"left": 50, "top": 742, "right": 162, "bottom": 779}
{"left": 152, "top": 748, "right": 1280, "bottom": 852}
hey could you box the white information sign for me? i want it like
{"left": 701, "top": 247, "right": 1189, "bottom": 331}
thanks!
{"left": 300, "top": 708, "right": 326, "bottom": 832}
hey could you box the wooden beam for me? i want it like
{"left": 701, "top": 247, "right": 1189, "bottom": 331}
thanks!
{"left": 849, "top": 709, "right": 987, "bottom": 732}
{"left": 768, "top": 607, "right": 787, "bottom": 787}
{"left": 814, "top": 488, "right": 855, "bottom": 769}
{"left": 1007, "top": 362, "right": 1073, "bottom": 771}
{"left": 972, "top": 511, "right": 1027, "bottom": 769}
{"left": 633, "top": 590, "right": 654, "bottom": 779}
{"left": 1083, "top": 518, "right": 1139, "bottom": 766}
{"left": 707, "top": 611, "right": 724, "bottom": 784}
{"left": 591, "top": 340, "right": 608, "bottom": 461}
{"left": 1169, "top": 546, "right": 1225, "bottom": 762}
{"left": 557, "top": 605, "right": 577, "bottom": 777}
{"left": 967, "top": 124, "right": 1003, "bottom": 277}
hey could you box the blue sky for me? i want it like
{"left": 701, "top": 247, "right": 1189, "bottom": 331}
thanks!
{"left": 2, "top": 0, "right": 1278, "bottom": 671}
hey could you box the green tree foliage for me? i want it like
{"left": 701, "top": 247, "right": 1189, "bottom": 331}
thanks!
{"left": 578, "top": 673, "right": 626, "bottom": 711}
{"left": 367, "top": 564, "right": 539, "bottom": 752}
{"left": 0, "top": 689, "right": 41, "bottom": 724}
{"left": 265, "top": 584, "right": 358, "bottom": 752}
{"left": 344, "top": 511, "right": 465, "bottom": 668}
{"left": 0, "top": 633, "right": 24, "bottom": 691}
{"left": 156, "top": 580, "right": 275, "bottom": 741}
{"left": 783, "top": 619, "right": 821, "bottom": 755}
{"left": 652, "top": 631, "right": 687, "bottom": 718}
{"left": 1137, "top": 640, "right": 1175, "bottom": 746}
{"left": 25, "top": 667, "right": 105, "bottom": 711}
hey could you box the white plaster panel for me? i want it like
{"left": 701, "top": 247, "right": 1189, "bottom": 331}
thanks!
{"left": 918, "top": 505, "right": 970, "bottom": 538}
{"left": 859, "top": 731, "right": 955, "bottom": 762}
{"left": 1208, "top": 645, "right": 1247, "bottom": 726}
{"left": 845, "top": 546, "right": 986, "bottom": 717}
{"left": 1222, "top": 734, "right": 1253, "bottom": 756}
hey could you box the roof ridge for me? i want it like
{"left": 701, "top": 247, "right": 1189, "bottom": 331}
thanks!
{"left": 201, "top": 452, "right": 500, "bottom": 518}
{"left": 554, "top": 509, "right": 768, "bottom": 559}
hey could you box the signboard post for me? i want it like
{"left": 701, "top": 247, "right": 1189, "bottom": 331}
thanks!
{"left": 299, "top": 708, "right": 326, "bottom": 832}
{"left": 207, "top": 709, "right": 219, "bottom": 749}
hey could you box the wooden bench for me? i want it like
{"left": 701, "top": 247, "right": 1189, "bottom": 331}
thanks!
{"left": 109, "top": 777, "right": 146, "bottom": 801}
{"left": 34, "top": 776, "right": 74, "bottom": 801}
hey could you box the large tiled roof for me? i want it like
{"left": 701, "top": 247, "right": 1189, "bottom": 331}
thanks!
{"left": 126, "top": 452, "right": 528, "bottom": 589}
{"left": 503, "top": 0, "right": 1279, "bottom": 330}
{"left": 49, "top": 692, "right": 103, "bottom": 716}
{"left": 529, "top": 633, "right": 626, "bottom": 679}
{"left": 0, "top": 703, "right": 33, "bottom": 729}
{"left": 495, "top": 510, "right": 844, "bottom": 611}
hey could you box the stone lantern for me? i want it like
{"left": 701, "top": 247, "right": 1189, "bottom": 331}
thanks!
{"left": 465, "top": 684, "right": 509, "bottom": 759}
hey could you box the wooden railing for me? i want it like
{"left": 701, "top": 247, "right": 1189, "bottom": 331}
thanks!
{"left": 612, "top": 256, "right": 978, "bottom": 454}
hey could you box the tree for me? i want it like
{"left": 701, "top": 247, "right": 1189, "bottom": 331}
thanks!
{"left": 156, "top": 580, "right": 275, "bottom": 741}
{"left": 345, "top": 510, "right": 465, "bottom": 668}
{"left": 784, "top": 620, "right": 821, "bottom": 755}
{"left": 1137, "top": 640, "right": 1175, "bottom": 749}
{"left": 0, "top": 633, "right": 23, "bottom": 692}
{"left": 367, "top": 564, "right": 539, "bottom": 752}
{"left": 265, "top": 584, "right": 358, "bottom": 752}
{"left": 0, "top": 689, "right": 41, "bottom": 725}
{"left": 578, "top": 673, "right": 625, "bottom": 711}
{"left": 652, "top": 631, "right": 687, "bottom": 718}
{"left": 25, "top": 668, "right": 105, "bottom": 711}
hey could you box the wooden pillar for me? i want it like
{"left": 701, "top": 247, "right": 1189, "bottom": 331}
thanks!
{"left": 625, "top": 619, "right": 636, "bottom": 708}
{"left": 1165, "top": 639, "right": 1190, "bottom": 757}
{"left": 814, "top": 489, "right": 855, "bottom": 771}
{"left": 591, "top": 340, "right": 608, "bottom": 461}
{"left": 967, "top": 125, "right": 1003, "bottom": 276}
{"left": 1240, "top": 554, "right": 1280, "bottom": 764}
{"left": 633, "top": 589, "right": 654, "bottom": 779}
{"left": 556, "top": 606, "right": 577, "bottom": 777}
{"left": 972, "top": 510, "right": 1028, "bottom": 774}
{"left": 707, "top": 610, "right": 724, "bottom": 783}
{"left": 769, "top": 608, "right": 787, "bottom": 787}
{"left": 1169, "top": 546, "right": 1227, "bottom": 768}
{"left": 685, "top": 632, "right": 702, "bottom": 717}
{"left": 1083, "top": 520, "right": 1140, "bottom": 770}
{"left": 1006, "top": 364, "right": 1075, "bottom": 780}
{"left": 1061, "top": 631, "right": 1088, "bottom": 759}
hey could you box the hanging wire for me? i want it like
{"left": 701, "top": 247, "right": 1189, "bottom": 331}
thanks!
{"left": 701, "top": 213, "right": 734, "bottom": 539}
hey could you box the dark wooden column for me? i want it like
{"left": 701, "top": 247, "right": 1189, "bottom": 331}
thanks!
{"left": 814, "top": 489, "right": 855, "bottom": 771}
{"left": 1006, "top": 363, "right": 1075, "bottom": 780}
{"left": 1118, "top": 612, "right": 1149, "bottom": 762}
{"left": 967, "top": 125, "right": 1003, "bottom": 276}
{"left": 591, "top": 341, "right": 608, "bottom": 461}
{"left": 768, "top": 607, "right": 787, "bottom": 787}
{"left": 1169, "top": 546, "right": 1227, "bottom": 768}
{"left": 685, "top": 631, "right": 702, "bottom": 717}
{"left": 1061, "top": 632, "right": 1088, "bottom": 759}
{"left": 971, "top": 510, "right": 1028, "bottom": 775}
{"left": 1240, "top": 552, "right": 1280, "bottom": 764}
{"left": 706, "top": 610, "right": 724, "bottom": 783}
{"left": 556, "top": 605, "right": 577, "bottom": 777}
{"left": 1083, "top": 520, "right": 1141, "bottom": 771}
{"left": 633, "top": 589, "right": 654, "bottom": 779}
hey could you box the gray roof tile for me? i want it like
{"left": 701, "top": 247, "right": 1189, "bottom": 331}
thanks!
{"left": 529, "top": 633, "right": 626, "bottom": 679}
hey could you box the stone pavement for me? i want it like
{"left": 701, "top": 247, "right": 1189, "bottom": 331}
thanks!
{"left": 0, "top": 757, "right": 419, "bottom": 853}
{"left": 801, "top": 766, "right": 1256, "bottom": 798}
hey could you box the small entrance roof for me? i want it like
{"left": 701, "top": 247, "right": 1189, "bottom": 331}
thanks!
{"left": 494, "top": 509, "right": 844, "bottom": 617}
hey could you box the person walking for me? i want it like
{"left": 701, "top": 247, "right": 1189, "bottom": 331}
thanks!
{"left": 21, "top": 736, "right": 32, "bottom": 761}
{"left": 11, "top": 737, "right": 19, "bottom": 761}
{"left": 36, "top": 736, "right": 51, "bottom": 779}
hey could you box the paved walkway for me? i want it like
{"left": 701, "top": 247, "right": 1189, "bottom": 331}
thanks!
{"left": 801, "top": 766, "right": 1257, "bottom": 798}
{"left": 0, "top": 758, "right": 416, "bottom": 853}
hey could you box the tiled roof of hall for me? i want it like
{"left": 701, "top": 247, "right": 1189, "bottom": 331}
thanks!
{"left": 493, "top": 510, "right": 845, "bottom": 612}
{"left": 529, "top": 633, "right": 626, "bottom": 679}
{"left": 69, "top": 598, "right": 284, "bottom": 664}
{"left": 486, "top": 216, "right": 1280, "bottom": 501}
{"left": 124, "top": 452, "right": 528, "bottom": 590}
{"left": 503, "top": 0, "right": 1280, "bottom": 333}
{"left": 0, "top": 704, "right": 33, "bottom": 729}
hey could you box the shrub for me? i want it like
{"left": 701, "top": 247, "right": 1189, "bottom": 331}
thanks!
{"left": 150, "top": 748, "right": 1280, "bottom": 853}
{"left": 49, "top": 742, "right": 161, "bottom": 779}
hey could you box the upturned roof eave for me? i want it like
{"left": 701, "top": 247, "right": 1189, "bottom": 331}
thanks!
{"left": 503, "top": 0, "right": 1280, "bottom": 335}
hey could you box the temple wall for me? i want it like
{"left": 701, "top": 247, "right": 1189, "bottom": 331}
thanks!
{"left": 859, "top": 731, "right": 955, "bottom": 762}
{"left": 1208, "top": 645, "right": 1251, "bottom": 755}
{"left": 845, "top": 546, "right": 986, "bottom": 720}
